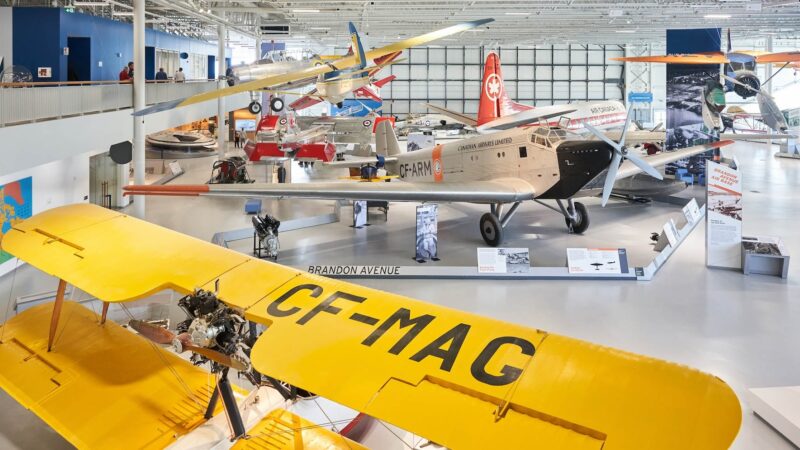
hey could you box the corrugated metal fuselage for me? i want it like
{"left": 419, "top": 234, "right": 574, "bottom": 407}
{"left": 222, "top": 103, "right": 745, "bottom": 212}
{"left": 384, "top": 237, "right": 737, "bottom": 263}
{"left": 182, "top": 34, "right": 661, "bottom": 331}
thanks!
{"left": 387, "top": 127, "right": 613, "bottom": 202}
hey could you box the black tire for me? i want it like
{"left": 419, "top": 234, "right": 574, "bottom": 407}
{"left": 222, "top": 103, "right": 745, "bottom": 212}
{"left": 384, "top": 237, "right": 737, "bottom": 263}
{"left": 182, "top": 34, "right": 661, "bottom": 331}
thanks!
{"left": 479, "top": 213, "right": 503, "bottom": 247}
{"left": 270, "top": 97, "right": 284, "bottom": 112}
{"left": 336, "top": 101, "right": 344, "bottom": 108}
{"left": 565, "top": 201, "right": 590, "bottom": 234}
{"left": 248, "top": 101, "right": 262, "bottom": 114}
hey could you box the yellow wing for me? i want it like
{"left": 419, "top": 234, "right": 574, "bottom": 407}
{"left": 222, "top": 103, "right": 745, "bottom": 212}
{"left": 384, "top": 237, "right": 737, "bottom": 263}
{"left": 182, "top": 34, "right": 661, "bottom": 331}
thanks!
{"left": 1, "top": 204, "right": 742, "bottom": 450}
{"left": 232, "top": 409, "right": 367, "bottom": 450}
{"left": 0, "top": 301, "right": 219, "bottom": 450}
{"left": 611, "top": 54, "right": 730, "bottom": 64}
{"left": 134, "top": 19, "right": 492, "bottom": 116}
{"left": 755, "top": 51, "right": 800, "bottom": 63}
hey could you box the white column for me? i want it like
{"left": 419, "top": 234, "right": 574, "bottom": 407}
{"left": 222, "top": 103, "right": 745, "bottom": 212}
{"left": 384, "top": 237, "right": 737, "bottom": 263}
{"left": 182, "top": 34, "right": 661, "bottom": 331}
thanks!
{"left": 217, "top": 24, "right": 226, "bottom": 158}
{"left": 132, "top": 0, "right": 146, "bottom": 218}
{"left": 255, "top": 35, "right": 262, "bottom": 123}
{"left": 767, "top": 36, "right": 773, "bottom": 146}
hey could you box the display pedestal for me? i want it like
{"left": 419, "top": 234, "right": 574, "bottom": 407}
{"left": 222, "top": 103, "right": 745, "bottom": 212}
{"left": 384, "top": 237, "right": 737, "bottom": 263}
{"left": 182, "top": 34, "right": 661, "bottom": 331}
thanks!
{"left": 748, "top": 386, "right": 800, "bottom": 446}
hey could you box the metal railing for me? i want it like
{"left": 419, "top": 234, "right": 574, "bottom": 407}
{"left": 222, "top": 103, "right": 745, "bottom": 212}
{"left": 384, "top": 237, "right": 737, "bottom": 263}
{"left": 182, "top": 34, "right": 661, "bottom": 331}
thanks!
{"left": 0, "top": 79, "right": 220, "bottom": 127}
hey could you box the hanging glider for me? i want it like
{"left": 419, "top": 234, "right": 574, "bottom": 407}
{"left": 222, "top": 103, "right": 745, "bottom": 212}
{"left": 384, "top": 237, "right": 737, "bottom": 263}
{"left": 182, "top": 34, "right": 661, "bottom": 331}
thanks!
{"left": 0, "top": 204, "right": 741, "bottom": 449}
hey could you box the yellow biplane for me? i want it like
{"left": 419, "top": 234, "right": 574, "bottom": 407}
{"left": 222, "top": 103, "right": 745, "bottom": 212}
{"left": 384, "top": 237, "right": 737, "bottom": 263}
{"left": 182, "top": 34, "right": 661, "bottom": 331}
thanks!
{"left": 0, "top": 204, "right": 741, "bottom": 449}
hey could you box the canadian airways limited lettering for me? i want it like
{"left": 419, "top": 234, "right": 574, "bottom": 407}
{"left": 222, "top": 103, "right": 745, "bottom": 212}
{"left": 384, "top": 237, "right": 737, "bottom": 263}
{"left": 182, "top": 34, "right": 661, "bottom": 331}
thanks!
{"left": 265, "top": 283, "right": 537, "bottom": 387}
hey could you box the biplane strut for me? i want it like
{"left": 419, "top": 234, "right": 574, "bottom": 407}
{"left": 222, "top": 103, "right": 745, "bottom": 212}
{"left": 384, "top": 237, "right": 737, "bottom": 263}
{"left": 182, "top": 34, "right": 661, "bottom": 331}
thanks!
{"left": 47, "top": 279, "right": 112, "bottom": 352}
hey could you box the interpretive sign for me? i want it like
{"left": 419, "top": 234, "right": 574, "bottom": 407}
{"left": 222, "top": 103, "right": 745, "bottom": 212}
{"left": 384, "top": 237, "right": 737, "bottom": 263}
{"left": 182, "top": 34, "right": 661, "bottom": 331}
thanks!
{"left": 706, "top": 160, "right": 742, "bottom": 269}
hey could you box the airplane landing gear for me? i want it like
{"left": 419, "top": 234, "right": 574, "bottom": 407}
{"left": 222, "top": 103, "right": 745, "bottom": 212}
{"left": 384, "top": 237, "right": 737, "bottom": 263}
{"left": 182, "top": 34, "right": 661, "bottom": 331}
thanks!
{"left": 270, "top": 97, "right": 285, "bottom": 112}
{"left": 560, "top": 199, "right": 589, "bottom": 234}
{"left": 248, "top": 101, "right": 262, "bottom": 115}
{"left": 479, "top": 202, "right": 522, "bottom": 246}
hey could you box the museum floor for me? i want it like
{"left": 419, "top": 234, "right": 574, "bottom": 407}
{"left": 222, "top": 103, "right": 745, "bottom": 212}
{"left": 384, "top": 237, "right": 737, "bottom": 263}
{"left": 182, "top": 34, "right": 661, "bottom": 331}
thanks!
{"left": 1, "top": 140, "right": 798, "bottom": 449}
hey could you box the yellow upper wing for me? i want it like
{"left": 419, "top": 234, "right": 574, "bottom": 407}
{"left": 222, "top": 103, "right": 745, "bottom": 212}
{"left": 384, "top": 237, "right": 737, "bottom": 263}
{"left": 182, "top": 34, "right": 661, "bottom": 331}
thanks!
{"left": 1, "top": 204, "right": 742, "bottom": 450}
{"left": 134, "top": 19, "right": 493, "bottom": 115}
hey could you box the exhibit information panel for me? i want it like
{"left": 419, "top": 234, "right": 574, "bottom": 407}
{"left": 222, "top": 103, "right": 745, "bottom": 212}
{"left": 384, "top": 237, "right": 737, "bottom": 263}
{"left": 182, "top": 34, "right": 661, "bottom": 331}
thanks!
{"left": 415, "top": 204, "right": 438, "bottom": 262}
{"left": 706, "top": 160, "right": 743, "bottom": 269}
{"left": 567, "top": 248, "right": 628, "bottom": 274}
{"left": 477, "top": 248, "right": 530, "bottom": 274}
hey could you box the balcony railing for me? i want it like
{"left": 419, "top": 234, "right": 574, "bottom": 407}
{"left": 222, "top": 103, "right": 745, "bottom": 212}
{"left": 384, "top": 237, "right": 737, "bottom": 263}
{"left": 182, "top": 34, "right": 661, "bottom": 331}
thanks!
{"left": 0, "top": 79, "right": 221, "bottom": 127}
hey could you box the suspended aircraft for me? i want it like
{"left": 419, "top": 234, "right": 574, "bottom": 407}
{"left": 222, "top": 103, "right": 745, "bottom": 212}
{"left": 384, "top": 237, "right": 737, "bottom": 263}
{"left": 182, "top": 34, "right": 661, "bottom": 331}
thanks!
{"left": 611, "top": 30, "right": 798, "bottom": 134}
{"left": 126, "top": 107, "right": 732, "bottom": 246}
{"left": 134, "top": 19, "right": 493, "bottom": 116}
{"left": 0, "top": 204, "right": 742, "bottom": 449}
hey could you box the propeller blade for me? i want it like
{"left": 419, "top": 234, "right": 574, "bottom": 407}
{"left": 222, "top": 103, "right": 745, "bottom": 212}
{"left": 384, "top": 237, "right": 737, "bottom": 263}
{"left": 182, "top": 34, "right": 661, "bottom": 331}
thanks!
{"left": 583, "top": 121, "right": 621, "bottom": 151}
{"left": 185, "top": 344, "right": 249, "bottom": 371}
{"left": 618, "top": 106, "right": 636, "bottom": 149}
{"left": 602, "top": 152, "right": 623, "bottom": 207}
{"left": 129, "top": 320, "right": 176, "bottom": 345}
{"left": 624, "top": 151, "right": 664, "bottom": 180}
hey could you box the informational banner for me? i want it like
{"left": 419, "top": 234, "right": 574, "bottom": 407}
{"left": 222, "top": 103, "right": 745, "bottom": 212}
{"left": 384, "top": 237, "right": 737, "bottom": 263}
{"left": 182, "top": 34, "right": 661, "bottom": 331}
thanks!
{"left": 567, "top": 248, "right": 629, "bottom": 274}
{"left": 665, "top": 28, "right": 721, "bottom": 151}
{"left": 415, "top": 204, "right": 438, "bottom": 262}
{"left": 706, "top": 160, "right": 742, "bottom": 269}
{"left": 477, "top": 248, "right": 530, "bottom": 274}
{"left": 353, "top": 200, "right": 367, "bottom": 228}
{"left": 1, "top": 176, "right": 33, "bottom": 273}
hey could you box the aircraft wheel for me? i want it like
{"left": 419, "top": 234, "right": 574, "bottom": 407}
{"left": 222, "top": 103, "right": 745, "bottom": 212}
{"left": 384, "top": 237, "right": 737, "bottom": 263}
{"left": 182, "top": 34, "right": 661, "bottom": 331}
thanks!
{"left": 479, "top": 213, "right": 503, "bottom": 247}
{"left": 270, "top": 97, "right": 285, "bottom": 112}
{"left": 336, "top": 101, "right": 344, "bottom": 109}
{"left": 248, "top": 101, "right": 262, "bottom": 114}
{"left": 565, "top": 201, "right": 589, "bottom": 234}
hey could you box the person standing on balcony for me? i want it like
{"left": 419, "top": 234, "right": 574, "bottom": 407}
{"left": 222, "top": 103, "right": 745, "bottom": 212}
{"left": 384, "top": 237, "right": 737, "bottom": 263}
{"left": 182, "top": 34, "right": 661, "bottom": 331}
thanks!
{"left": 127, "top": 62, "right": 134, "bottom": 80}
{"left": 155, "top": 68, "right": 168, "bottom": 81}
{"left": 119, "top": 63, "right": 131, "bottom": 82}
{"left": 174, "top": 67, "right": 186, "bottom": 82}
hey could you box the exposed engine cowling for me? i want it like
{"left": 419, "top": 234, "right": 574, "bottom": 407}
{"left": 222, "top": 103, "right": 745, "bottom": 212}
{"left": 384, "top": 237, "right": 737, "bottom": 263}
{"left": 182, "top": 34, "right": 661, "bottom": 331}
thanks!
{"left": 176, "top": 290, "right": 260, "bottom": 382}
{"left": 732, "top": 72, "right": 760, "bottom": 99}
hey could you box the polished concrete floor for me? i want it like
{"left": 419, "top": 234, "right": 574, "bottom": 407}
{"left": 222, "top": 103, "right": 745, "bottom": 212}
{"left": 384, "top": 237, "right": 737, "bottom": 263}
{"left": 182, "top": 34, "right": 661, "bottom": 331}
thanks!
{"left": 1, "top": 140, "right": 798, "bottom": 449}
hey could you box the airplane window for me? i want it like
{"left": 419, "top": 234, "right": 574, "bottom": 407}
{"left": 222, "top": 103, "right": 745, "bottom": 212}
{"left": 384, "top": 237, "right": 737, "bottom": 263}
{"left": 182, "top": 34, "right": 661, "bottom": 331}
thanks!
{"left": 519, "top": 146, "right": 527, "bottom": 158}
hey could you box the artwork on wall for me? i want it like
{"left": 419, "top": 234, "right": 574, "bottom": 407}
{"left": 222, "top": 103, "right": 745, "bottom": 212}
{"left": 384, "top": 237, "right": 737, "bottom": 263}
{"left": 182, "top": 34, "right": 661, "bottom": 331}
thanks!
{"left": 1, "top": 176, "right": 33, "bottom": 266}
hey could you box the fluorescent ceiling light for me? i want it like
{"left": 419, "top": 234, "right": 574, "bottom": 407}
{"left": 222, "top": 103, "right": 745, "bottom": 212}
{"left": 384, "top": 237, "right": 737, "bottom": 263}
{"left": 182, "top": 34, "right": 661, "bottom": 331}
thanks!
{"left": 704, "top": 14, "right": 732, "bottom": 18}
{"left": 615, "top": 30, "right": 636, "bottom": 33}
{"left": 309, "top": 27, "right": 329, "bottom": 30}
{"left": 74, "top": 1, "right": 108, "bottom": 5}
{"left": 504, "top": 12, "right": 530, "bottom": 16}
{"left": 292, "top": 9, "right": 319, "bottom": 13}
{"left": 112, "top": 11, "right": 133, "bottom": 16}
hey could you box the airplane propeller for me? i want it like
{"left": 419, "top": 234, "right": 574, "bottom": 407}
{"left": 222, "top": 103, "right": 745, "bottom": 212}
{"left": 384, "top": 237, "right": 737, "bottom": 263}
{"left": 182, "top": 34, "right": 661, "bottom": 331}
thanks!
{"left": 129, "top": 320, "right": 248, "bottom": 371}
{"left": 583, "top": 107, "right": 663, "bottom": 206}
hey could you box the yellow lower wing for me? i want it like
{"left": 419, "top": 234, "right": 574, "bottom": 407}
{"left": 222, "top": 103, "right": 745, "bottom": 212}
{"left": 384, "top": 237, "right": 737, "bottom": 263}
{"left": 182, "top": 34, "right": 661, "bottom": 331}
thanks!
{"left": 232, "top": 409, "right": 366, "bottom": 450}
{"left": 0, "top": 301, "right": 218, "bottom": 450}
{"left": 1, "top": 204, "right": 742, "bottom": 449}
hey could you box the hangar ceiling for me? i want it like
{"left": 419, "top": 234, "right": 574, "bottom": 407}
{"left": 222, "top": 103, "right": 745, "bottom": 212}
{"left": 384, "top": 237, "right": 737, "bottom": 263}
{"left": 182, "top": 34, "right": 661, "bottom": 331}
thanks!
{"left": 3, "top": 0, "right": 800, "bottom": 46}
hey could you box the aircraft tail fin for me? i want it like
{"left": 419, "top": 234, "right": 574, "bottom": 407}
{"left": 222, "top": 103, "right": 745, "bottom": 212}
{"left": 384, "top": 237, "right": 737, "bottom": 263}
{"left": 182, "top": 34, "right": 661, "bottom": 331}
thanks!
{"left": 477, "top": 52, "right": 532, "bottom": 126}
{"left": 349, "top": 22, "right": 367, "bottom": 70}
{"left": 375, "top": 120, "right": 403, "bottom": 157}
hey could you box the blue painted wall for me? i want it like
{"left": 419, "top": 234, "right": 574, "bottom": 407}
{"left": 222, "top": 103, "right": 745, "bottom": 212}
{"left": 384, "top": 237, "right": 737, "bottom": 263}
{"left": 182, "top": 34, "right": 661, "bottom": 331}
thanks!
{"left": 12, "top": 8, "right": 227, "bottom": 81}
{"left": 666, "top": 28, "right": 721, "bottom": 54}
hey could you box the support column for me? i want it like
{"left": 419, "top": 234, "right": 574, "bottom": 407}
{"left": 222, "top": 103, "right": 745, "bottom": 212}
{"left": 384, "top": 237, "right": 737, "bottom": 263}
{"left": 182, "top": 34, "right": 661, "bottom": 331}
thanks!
{"left": 132, "top": 0, "right": 146, "bottom": 219}
{"left": 254, "top": 35, "right": 262, "bottom": 124}
{"left": 766, "top": 36, "right": 773, "bottom": 147}
{"left": 217, "top": 25, "right": 227, "bottom": 159}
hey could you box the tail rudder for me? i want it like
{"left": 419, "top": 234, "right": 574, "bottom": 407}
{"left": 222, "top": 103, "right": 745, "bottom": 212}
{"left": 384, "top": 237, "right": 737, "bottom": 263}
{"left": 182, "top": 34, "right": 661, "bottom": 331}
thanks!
{"left": 348, "top": 22, "right": 367, "bottom": 70}
{"left": 478, "top": 52, "right": 532, "bottom": 126}
{"left": 478, "top": 52, "right": 503, "bottom": 125}
{"left": 375, "top": 120, "right": 402, "bottom": 157}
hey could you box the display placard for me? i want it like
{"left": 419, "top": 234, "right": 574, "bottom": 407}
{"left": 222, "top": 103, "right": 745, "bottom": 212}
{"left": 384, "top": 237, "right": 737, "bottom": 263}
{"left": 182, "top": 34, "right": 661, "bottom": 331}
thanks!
{"left": 706, "top": 160, "right": 742, "bottom": 269}
{"left": 567, "top": 248, "right": 629, "bottom": 274}
{"left": 663, "top": 218, "right": 679, "bottom": 247}
{"left": 415, "top": 204, "right": 438, "bottom": 262}
{"left": 477, "top": 248, "right": 530, "bottom": 274}
{"left": 682, "top": 198, "right": 702, "bottom": 225}
{"left": 353, "top": 200, "right": 367, "bottom": 228}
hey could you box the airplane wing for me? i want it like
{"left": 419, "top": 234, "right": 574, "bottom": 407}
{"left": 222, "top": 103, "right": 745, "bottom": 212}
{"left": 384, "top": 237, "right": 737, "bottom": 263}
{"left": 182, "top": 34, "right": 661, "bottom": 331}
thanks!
{"left": 1, "top": 204, "right": 741, "bottom": 450}
{"left": 610, "top": 54, "right": 730, "bottom": 64}
{"left": 477, "top": 106, "right": 578, "bottom": 132}
{"left": 606, "top": 129, "right": 665, "bottom": 144}
{"left": 289, "top": 91, "right": 324, "bottom": 111}
{"left": 134, "top": 19, "right": 493, "bottom": 116}
{"left": 615, "top": 140, "right": 733, "bottom": 180}
{"left": 423, "top": 103, "right": 479, "bottom": 126}
{"left": 755, "top": 51, "right": 800, "bottom": 63}
{"left": 124, "top": 178, "right": 539, "bottom": 203}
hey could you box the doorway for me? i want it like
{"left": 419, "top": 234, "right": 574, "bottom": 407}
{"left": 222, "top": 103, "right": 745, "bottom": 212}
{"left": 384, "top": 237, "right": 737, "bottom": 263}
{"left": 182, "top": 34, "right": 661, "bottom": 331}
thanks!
{"left": 67, "top": 37, "right": 91, "bottom": 81}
